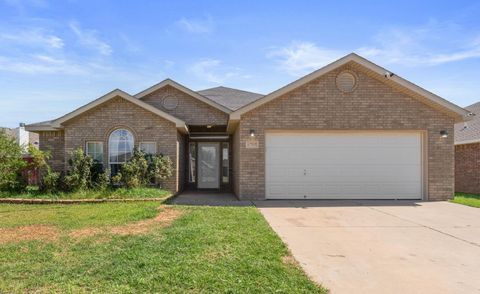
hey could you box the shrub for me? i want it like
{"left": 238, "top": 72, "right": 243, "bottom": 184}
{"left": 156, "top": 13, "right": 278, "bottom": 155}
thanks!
{"left": 113, "top": 149, "right": 173, "bottom": 189}
{"left": 42, "top": 167, "right": 60, "bottom": 193}
{"left": 118, "top": 148, "right": 149, "bottom": 188}
{"left": 95, "top": 168, "right": 110, "bottom": 191}
{"left": 27, "top": 144, "right": 50, "bottom": 170}
{"left": 64, "top": 148, "right": 94, "bottom": 191}
{"left": 0, "top": 131, "right": 27, "bottom": 191}
{"left": 147, "top": 154, "right": 173, "bottom": 187}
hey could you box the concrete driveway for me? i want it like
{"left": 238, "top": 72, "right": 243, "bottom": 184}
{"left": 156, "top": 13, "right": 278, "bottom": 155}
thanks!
{"left": 255, "top": 200, "right": 480, "bottom": 294}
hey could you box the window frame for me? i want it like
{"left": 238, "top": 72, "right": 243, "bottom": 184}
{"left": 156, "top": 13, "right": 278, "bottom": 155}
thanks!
{"left": 221, "top": 142, "right": 229, "bottom": 184}
{"left": 85, "top": 141, "right": 104, "bottom": 164}
{"left": 108, "top": 129, "right": 135, "bottom": 165}
{"left": 139, "top": 141, "right": 157, "bottom": 155}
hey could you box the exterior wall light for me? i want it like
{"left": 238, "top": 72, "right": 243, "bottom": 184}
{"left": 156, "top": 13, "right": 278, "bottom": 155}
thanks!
{"left": 250, "top": 129, "right": 256, "bottom": 137}
{"left": 440, "top": 130, "right": 448, "bottom": 138}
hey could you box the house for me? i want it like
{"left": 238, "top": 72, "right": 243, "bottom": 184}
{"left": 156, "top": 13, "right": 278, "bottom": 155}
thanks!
{"left": 1, "top": 123, "right": 39, "bottom": 151}
{"left": 26, "top": 53, "right": 471, "bottom": 200}
{"left": 455, "top": 102, "right": 480, "bottom": 194}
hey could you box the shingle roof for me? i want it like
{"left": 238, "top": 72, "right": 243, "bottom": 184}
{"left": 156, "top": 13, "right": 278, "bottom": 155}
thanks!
{"left": 27, "top": 120, "right": 54, "bottom": 126}
{"left": 197, "top": 86, "right": 264, "bottom": 111}
{"left": 455, "top": 102, "right": 480, "bottom": 144}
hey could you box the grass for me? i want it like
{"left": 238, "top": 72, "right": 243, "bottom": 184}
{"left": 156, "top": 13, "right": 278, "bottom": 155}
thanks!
{"left": 451, "top": 192, "right": 480, "bottom": 208}
{"left": 0, "top": 203, "right": 326, "bottom": 293}
{"left": 0, "top": 202, "right": 160, "bottom": 229}
{"left": 0, "top": 187, "right": 172, "bottom": 200}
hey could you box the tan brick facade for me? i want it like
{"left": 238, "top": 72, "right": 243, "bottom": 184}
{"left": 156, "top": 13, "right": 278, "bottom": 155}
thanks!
{"left": 39, "top": 131, "right": 65, "bottom": 172}
{"left": 236, "top": 63, "right": 455, "bottom": 200}
{"left": 455, "top": 143, "right": 480, "bottom": 194}
{"left": 34, "top": 60, "right": 460, "bottom": 199}
{"left": 49, "top": 96, "right": 179, "bottom": 191}
{"left": 141, "top": 85, "right": 229, "bottom": 125}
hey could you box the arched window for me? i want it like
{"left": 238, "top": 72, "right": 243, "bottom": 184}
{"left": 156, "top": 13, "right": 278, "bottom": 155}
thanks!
{"left": 109, "top": 129, "right": 134, "bottom": 174}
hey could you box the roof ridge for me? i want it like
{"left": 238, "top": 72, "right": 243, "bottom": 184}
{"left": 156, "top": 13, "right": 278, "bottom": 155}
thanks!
{"left": 198, "top": 86, "right": 264, "bottom": 96}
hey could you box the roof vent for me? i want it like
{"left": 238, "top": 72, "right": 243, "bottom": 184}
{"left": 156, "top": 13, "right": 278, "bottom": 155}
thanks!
{"left": 336, "top": 71, "right": 357, "bottom": 93}
{"left": 162, "top": 95, "right": 178, "bottom": 110}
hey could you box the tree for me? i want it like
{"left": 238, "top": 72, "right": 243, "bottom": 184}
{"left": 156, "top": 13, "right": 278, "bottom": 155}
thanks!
{"left": 0, "top": 131, "right": 27, "bottom": 191}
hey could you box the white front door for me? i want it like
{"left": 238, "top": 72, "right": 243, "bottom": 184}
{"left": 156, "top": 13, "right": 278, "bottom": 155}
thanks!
{"left": 198, "top": 142, "right": 220, "bottom": 189}
{"left": 265, "top": 131, "right": 423, "bottom": 199}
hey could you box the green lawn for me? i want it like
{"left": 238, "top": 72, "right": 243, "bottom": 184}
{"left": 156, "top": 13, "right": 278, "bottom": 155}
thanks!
{"left": 0, "top": 202, "right": 325, "bottom": 293}
{"left": 0, "top": 187, "right": 171, "bottom": 200}
{"left": 452, "top": 193, "right": 480, "bottom": 208}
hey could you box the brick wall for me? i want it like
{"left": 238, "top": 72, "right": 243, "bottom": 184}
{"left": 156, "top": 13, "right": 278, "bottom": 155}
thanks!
{"left": 455, "top": 143, "right": 480, "bottom": 194}
{"left": 61, "top": 96, "right": 179, "bottom": 192}
{"left": 141, "top": 85, "right": 229, "bottom": 125}
{"left": 39, "top": 131, "right": 65, "bottom": 172}
{"left": 237, "top": 62, "right": 455, "bottom": 200}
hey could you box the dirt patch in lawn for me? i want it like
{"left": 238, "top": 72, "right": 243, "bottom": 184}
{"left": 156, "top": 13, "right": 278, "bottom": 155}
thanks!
{"left": 0, "top": 206, "right": 183, "bottom": 244}
{"left": 0, "top": 225, "right": 59, "bottom": 244}
{"left": 69, "top": 206, "right": 183, "bottom": 239}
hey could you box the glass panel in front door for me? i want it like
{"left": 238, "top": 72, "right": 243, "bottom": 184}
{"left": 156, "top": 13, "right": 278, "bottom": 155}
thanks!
{"left": 198, "top": 142, "right": 220, "bottom": 189}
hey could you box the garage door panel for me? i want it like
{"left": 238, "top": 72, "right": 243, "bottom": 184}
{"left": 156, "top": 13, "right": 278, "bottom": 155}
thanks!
{"left": 267, "top": 147, "right": 421, "bottom": 165}
{"left": 268, "top": 184, "right": 306, "bottom": 199}
{"left": 266, "top": 132, "right": 423, "bottom": 200}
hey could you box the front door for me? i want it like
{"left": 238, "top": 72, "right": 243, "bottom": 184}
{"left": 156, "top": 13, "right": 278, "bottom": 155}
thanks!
{"left": 198, "top": 142, "right": 220, "bottom": 189}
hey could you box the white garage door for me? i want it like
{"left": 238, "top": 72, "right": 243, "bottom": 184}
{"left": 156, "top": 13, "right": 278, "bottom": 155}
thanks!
{"left": 266, "top": 132, "right": 423, "bottom": 199}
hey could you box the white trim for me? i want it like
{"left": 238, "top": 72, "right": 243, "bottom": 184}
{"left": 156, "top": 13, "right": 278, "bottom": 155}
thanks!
{"left": 25, "top": 125, "right": 59, "bottom": 131}
{"left": 47, "top": 89, "right": 187, "bottom": 133}
{"left": 230, "top": 53, "right": 471, "bottom": 121}
{"left": 135, "top": 79, "right": 232, "bottom": 113}
{"left": 108, "top": 128, "right": 135, "bottom": 165}
{"left": 455, "top": 139, "right": 480, "bottom": 146}
{"left": 85, "top": 141, "right": 104, "bottom": 162}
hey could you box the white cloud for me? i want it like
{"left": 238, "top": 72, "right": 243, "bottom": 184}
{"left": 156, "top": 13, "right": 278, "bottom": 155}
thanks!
{"left": 189, "top": 58, "right": 241, "bottom": 84}
{"left": 175, "top": 16, "right": 214, "bottom": 34}
{"left": 267, "top": 42, "right": 345, "bottom": 75}
{"left": 0, "top": 55, "right": 88, "bottom": 75}
{"left": 0, "top": 28, "right": 64, "bottom": 49}
{"left": 357, "top": 22, "right": 480, "bottom": 66}
{"left": 269, "top": 22, "right": 480, "bottom": 74}
{"left": 69, "top": 21, "right": 112, "bottom": 56}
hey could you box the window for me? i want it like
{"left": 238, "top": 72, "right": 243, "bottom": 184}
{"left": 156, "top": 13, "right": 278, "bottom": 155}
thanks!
{"left": 139, "top": 142, "right": 157, "bottom": 155}
{"left": 222, "top": 142, "right": 229, "bottom": 183}
{"left": 109, "top": 129, "right": 134, "bottom": 174}
{"left": 188, "top": 142, "right": 196, "bottom": 183}
{"left": 86, "top": 142, "right": 103, "bottom": 163}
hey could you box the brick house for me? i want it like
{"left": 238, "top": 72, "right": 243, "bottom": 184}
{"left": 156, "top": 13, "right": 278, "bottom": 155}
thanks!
{"left": 455, "top": 102, "right": 480, "bottom": 194}
{"left": 26, "top": 53, "right": 471, "bottom": 200}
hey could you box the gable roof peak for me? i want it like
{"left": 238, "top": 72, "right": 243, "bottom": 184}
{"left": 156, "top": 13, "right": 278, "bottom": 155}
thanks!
{"left": 135, "top": 78, "right": 232, "bottom": 113}
{"left": 230, "top": 53, "right": 470, "bottom": 122}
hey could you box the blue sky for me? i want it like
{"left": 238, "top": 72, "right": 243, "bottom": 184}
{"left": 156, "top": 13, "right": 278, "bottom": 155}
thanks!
{"left": 1, "top": 0, "right": 480, "bottom": 127}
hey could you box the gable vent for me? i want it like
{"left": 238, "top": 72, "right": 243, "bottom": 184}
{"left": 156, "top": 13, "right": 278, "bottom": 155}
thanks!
{"left": 336, "top": 71, "right": 357, "bottom": 93}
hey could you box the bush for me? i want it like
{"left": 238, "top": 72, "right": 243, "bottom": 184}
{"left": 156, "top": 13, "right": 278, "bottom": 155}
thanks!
{"left": 118, "top": 148, "right": 149, "bottom": 188}
{"left": 147, "top": 154, "right": 173, "bottom": 187}
{"left": 64, "top": 148, "right": 94, "bottom": 191}
{"left": 0, "top": 131, "right": 27, "bottom": 191}
{"left": 42, "top": 167, "right": 60, "bottom": 193}
{"left": 95, "top": 168, "right": 110, "bottom": 191}
{"left": 114, "top": 149, "right": 173, "bottom": 189}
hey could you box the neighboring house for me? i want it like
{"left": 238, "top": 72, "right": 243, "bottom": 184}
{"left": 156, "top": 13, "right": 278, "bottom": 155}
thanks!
{"left": 1, "top": 123, "right": 39, "bottom": 151}
{"left": 26, "top": 53, "right": 471, "bottom": 201}
{"left": 455, "top": 102, "right": 480, "bottom": 194}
